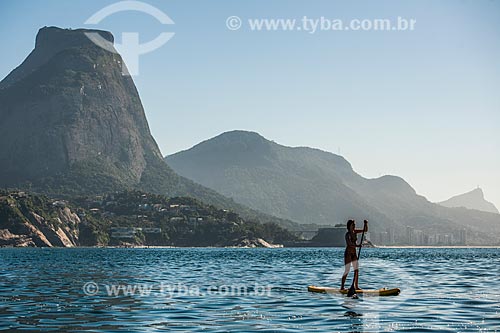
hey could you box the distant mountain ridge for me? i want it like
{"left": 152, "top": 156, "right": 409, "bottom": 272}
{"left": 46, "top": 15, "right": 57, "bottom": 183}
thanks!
{"left": 438, "top": 188, "right": 499, "bottom": 214}
{"left": 166, "top": 130, "right": 500, "bottom": 244}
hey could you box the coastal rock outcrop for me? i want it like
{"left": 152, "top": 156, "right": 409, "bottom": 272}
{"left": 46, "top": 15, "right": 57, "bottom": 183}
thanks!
{"left": 229, "top": 237, "right": 283, "bottom": 248}
{"left": 0, "top": 192, "right": 80, "bottom": 247}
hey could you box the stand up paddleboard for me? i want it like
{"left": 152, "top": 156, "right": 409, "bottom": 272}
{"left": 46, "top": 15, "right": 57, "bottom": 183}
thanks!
{"left": 308, "top": 285, "right": 400, "bottom": 296}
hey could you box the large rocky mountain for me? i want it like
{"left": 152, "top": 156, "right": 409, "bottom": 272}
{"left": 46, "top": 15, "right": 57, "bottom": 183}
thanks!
{"left": 166, "top": 131, "right": 500, "bottom": 244}
{"left": 0, "top": 27, "right": 161, "bottom": 190}
{"left": 438, "top": 188, "right": 499, "bottom": 214}
{"left": 0, "top": 27, "right": 295, "bottom": 229}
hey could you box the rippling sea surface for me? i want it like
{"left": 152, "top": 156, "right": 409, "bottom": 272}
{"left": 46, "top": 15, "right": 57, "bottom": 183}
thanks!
{"left": 1, "top": 248, "right": 499, "bottom": 332}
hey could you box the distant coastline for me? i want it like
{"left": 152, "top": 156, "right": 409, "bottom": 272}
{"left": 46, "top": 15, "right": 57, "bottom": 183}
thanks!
{"left": 375, "top": 245, "right": 500, "bottom": 249}
{"left": 4, "top": 245, "right": 498, "bottom": 249}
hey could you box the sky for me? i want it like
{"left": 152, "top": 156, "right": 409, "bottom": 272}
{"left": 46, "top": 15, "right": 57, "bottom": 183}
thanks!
{"left": 0, "top": 0, "right": 499, "bottom": 209}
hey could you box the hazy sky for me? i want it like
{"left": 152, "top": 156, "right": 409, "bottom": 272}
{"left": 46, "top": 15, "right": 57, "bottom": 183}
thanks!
{"left": 1, "top": 0, "right": 499, "bottom": 209}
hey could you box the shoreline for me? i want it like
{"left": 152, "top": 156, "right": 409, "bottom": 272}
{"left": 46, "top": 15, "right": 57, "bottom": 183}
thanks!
{"left": 375, "top": 245, "right": 500, "bottom": 249}
{"left": 3, "top": 245, "right": 500, "bottom": 249}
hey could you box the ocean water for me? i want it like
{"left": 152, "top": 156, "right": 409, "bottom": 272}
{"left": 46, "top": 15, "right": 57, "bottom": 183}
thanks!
{"left": 1, "top": 248, "right": 499, "bottom": 332}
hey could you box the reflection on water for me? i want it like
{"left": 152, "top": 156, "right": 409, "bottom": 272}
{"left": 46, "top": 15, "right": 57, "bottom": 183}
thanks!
{"left": 1, "top": 248, "right": 499, "bottom": 332}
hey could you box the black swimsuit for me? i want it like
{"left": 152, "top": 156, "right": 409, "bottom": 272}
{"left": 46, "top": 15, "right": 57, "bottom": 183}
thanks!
{"left": 344, "top": 232, "right": 357, "bottom": 264}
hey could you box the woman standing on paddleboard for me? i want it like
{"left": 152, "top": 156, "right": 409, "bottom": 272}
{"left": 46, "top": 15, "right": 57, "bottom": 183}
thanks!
{"left": 341, "top": 219, "right": 368, "bottom": 291}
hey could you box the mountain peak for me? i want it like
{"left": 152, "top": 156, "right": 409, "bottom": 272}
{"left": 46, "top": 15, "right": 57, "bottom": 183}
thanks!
{"left": 469, "top": 187, "right": 484, "bottom": 197}
{"left": 171, "top": 130, "right": 272, "bottom": 158}
{"left": 214, "top": 130, "right": 268, "bottom": 144}
{"left": 220, "top": 130, "right": 263, "bottom": 137}
{"left": 35, "top": 26, "right": 114, "bottom": 49}
{"left": 1, "top": 27, "right": 114, "bottom": 90}
{"left": 439, "top": 188, "right": 499, "bottom": 214}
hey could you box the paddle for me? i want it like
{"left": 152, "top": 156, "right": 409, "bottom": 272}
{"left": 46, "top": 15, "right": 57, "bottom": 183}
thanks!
{"left": 347, "top": 220, "right": 367, "bottom": 298}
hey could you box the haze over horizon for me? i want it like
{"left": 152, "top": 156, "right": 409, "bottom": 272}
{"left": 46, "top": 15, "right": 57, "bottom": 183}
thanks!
{"left": 1, "top": 0, "right": 498, "bottom": 209}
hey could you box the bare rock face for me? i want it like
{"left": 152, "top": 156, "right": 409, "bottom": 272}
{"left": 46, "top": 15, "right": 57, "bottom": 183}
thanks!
{"left": 0, "top": 192, "right": 80, "bottom": 247}
{"left": 230, "top": 237, "right": 282, "bottom": 248}
{"left": 0, "top": 27, "right": 114, "bottom": 90}
{"left": 0, "top": 229, "right": 36, "bottom": 247}
{"left": 0, "top": 27, "right": 163, "bottom": 189}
